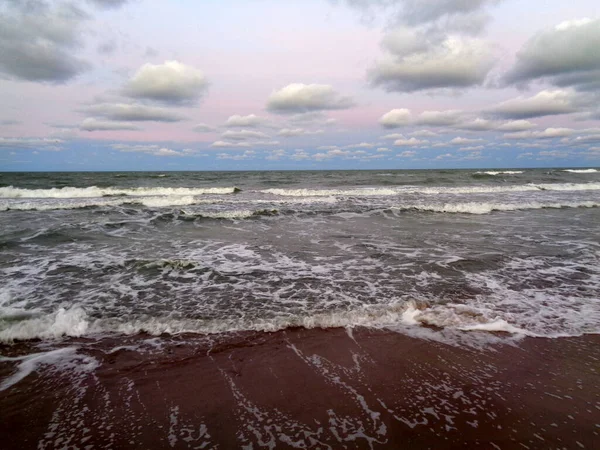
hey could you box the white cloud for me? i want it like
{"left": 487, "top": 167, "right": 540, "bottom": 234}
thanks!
{"left": 277, "top": 128, "right": 323, "bottom": 137}
{"left": 111, "top": 143, "right": 184, "bottom": 156}
{"left": 379, "top": 109, "right": 412, "bottom": 128}
{"left": 454, "top": 118, "right": 496, "bottom": 131}
{"left": 345, "top": 142, "right": 377, "bottom": 149}
{"left": 410, "top": 129, "right": 438, "bottom": 137}
{"left": 497, "top": 120, "right": 536, "bottom": 131}
{"left": 84, "top": 103, "right": 185, "bottom": 122}
{"left": 503, "top": 128, "right": 574, "bottom": 139}
{"left": 210, "top": 141, "right": 251, "bottom": 148}
{"left": 458, "top": 145, "right": 485, "bottom": 151}
{"left": 224, "top": 114, "right": 265, "bottom": 128}
{"left": 398, "top": 150, "right": 416, "bottom": 157}
{"left": 381, "top": 133, "right": 405, "bottom": 140}
{"left": 394, "top": 137, "right": 428, "bottom": 146}
{"left": 267, "top": 83, "right": 354, "bottom": 113}
{"left": 80, "top": 118, "right": 138, "bottom": 131}
{"left": 450, "top": 136, "right": 483, "bottom": 145}
{"left": 123, "top": 61, "right": 208, "bottom": 105}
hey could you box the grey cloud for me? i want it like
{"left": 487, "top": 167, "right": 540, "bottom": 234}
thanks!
{"left": 369, "top": 36, "right": 494, "bottom": 92}
{"left": 0, "top": 137, "right": 63, "bottom": 150}
{"left": 0, "top": 119, "right": 20, "bottom": 126}
{"left": 210, "top": 141, "right": 251, "bottom": 149}
{"left": 80, "top": 118, "right": 139, "bottom": 131}
{"left": 193, "top": 123, "right": 216, "bottom": 133}
{"left": 221, "top": 130, "right": 270, "bottom": 141}
{"left": 0, "top": 1, "right": 90, "bottom": 82}
{"left": 97, "top": 39, "right": 117, "bottom": 55}
{"left": 489, "top": 90, "right": 579, "bottom": 119}
{"left": 123, "top": 61, "right": 209, "bottom": 106}
{"left": 84, "top": 103, "right": 185, "bottom": 122}
{"left": 224, "top": 114, "right": 265, "bottom": 128}
{"left": 267, "top": 84, "right": 354, "bottom": 114}
{"left": 417, "top": 110, "right": 463, "bottom": 126}
{"left": 504, "top": 19, "right": 600, "bottom": 88}
{"left": 87, "top": 0, "right": 130, "bottom": 8}
{"left": 335, "top": 0, "right": 500, "bottom": 27}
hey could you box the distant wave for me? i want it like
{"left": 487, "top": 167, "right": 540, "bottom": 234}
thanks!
{"left": 563, "top": 169, "right": 598, "bottom": 173}
{"left": 0, "top": 186, "right": 240, "bottom": 199}
{"left": 474, "top": 171, "right": 524, "bottom": 175}
{"left": 392, "top": 200, "right": 599, "bottom": 215}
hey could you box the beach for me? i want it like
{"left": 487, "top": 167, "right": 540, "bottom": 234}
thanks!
{"left": 1, "top": 328, "right": 599, "bottom": 449}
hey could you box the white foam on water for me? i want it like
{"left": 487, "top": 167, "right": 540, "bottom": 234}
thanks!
{"left": 458, "top": 319, "right": 535, "bottom": 335}
{"left": 0, "top": 306, "right": 89, "bottom": 342}
{"left": 262, "top": 183, "right": 600, "bottom": 197}
{"left": 392, "top": 200, "right": 599, "bottom": 214}
{"left": 0, "top": 186, "right": 239, "bottom": 199}
{"left": 0, "top": 347, "right": 98, "bottom": 391}
{"left": 475, "top": 171, "right": 524, "bottom": 175}
{"left": 262, "top": 187, "right": 399, "bottom": 197}
{"left": 563, "top": 169, "right": 598, "bottom": 173}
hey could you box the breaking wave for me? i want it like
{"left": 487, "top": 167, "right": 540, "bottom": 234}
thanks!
{"left": 0, "top": 186, "right": 240, "bottom": 199}
{"left": 392, "top": 200, "right": 600, "bottom": 215}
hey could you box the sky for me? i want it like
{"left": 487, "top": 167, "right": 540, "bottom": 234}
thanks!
{"left": 1, "top": 0, "right": 600, "bottom": 171}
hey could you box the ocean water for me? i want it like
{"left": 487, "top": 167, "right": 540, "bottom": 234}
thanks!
{"left": 0, "top": 168, "right": 599, "bottom": 343}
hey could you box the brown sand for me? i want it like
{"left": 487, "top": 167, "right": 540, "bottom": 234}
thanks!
{"left": 1, "top": 328, "right": 599, "bottom": 449}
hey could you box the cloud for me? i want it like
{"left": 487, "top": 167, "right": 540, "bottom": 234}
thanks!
{"left": 489, "top": 89, "right": 579, "bottom": 119}
{"left": 84, "top": 103, "right": 185, "bottom": 122}
{"left": 504, "top": 18, "right": 600, "bottom": 89}
{"left": 450, "top": 137, "right": 483, "bottom": 145}
{"left": 123, "top": 61, "right": 208, "bottom": 105}
{"left": 210, "top": 141, "right": 251, "bottom": 148}
{"left": 221, "top": 130, "right": 270, "bottom": 141}
{"left": 80, "top": 118, "right": 139, "bottom": 131}
{"left": 503, "top": 128, "right": 574, "bottom": 140}
{"left": 336, "top": 0, "right": 500, "bottom": 27}
{"left": 87, "top": 0, "right": 130, "bottom": 8}
{"left": 193, "top": 123, "right": 216, "bottom": 133}
{"left": 454, "top": 118, "right": 496, "bottom": 131}
{"left": 267, "top": 83, "right": 354, "bottom": 113}
{"left": 344, "top": 142, "right": 377, "bottom": 149}
{"left": 497, "top": 120, "right": 536, "bottom": 131}
{"left": 369, "top": 36, "right": 494, "bottom": 92}
{"left": 417, "top": 110, "right": 463, "bottom": 126}
{"left": 410, "top": 129, "right": 438, "bottom": 137}
{"left": 379, "top": 108, "right": 412, "bottom": 128}
{"left": 458, "top": 145, "right": 485, "bottom": 151}
{"left": 224, "top": 114, "right": 265, "bottom": 128}
{"left": 0, "top": 1, "right": 89, "bottom": 82}
{"left": 111, "top": 143, "right": 185, "bottom": 156}
{"left": 394, "top": 137, "right": 427, "bottom": 146}
{"left": 0, "top": 137, "right": 63, "bottom": 150}
{"left": 278, "top": 128, "right": 324, "bottom": 137}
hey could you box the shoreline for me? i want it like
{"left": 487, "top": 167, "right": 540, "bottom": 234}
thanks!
{"left": 1, "top": 327, "right": 599, "bottom": 449}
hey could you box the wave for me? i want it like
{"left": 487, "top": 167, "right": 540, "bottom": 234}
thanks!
{"left": 563, "top": 169, "right": 598, "bottom": 173}
{"left": 2, "top": 298, "right": 591, "bottom": 343}
{"left": 0, "top": 195, "right": 201, "bottom": 211}
{"left": 0, "top": 186, "right": 240, "bottom": 199}
{"left": 474, "top": 171, "right": 524, "bottom": 176}
{"left": 392, "top": 200, "right": 599, "bottom": 215}
{"left": 263, "top": 182, "right": 600, "bottom": 197}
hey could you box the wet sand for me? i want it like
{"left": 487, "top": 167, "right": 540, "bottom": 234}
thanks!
{"left": 1, "top": 328, "right": 599, "bottom": 449}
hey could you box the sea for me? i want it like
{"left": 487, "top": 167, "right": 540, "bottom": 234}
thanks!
{"left": 0, "top": 168, "right": 599, "bottom": 345}
{"left": 2, "top": 168, "right": 600, "bottom": 448}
